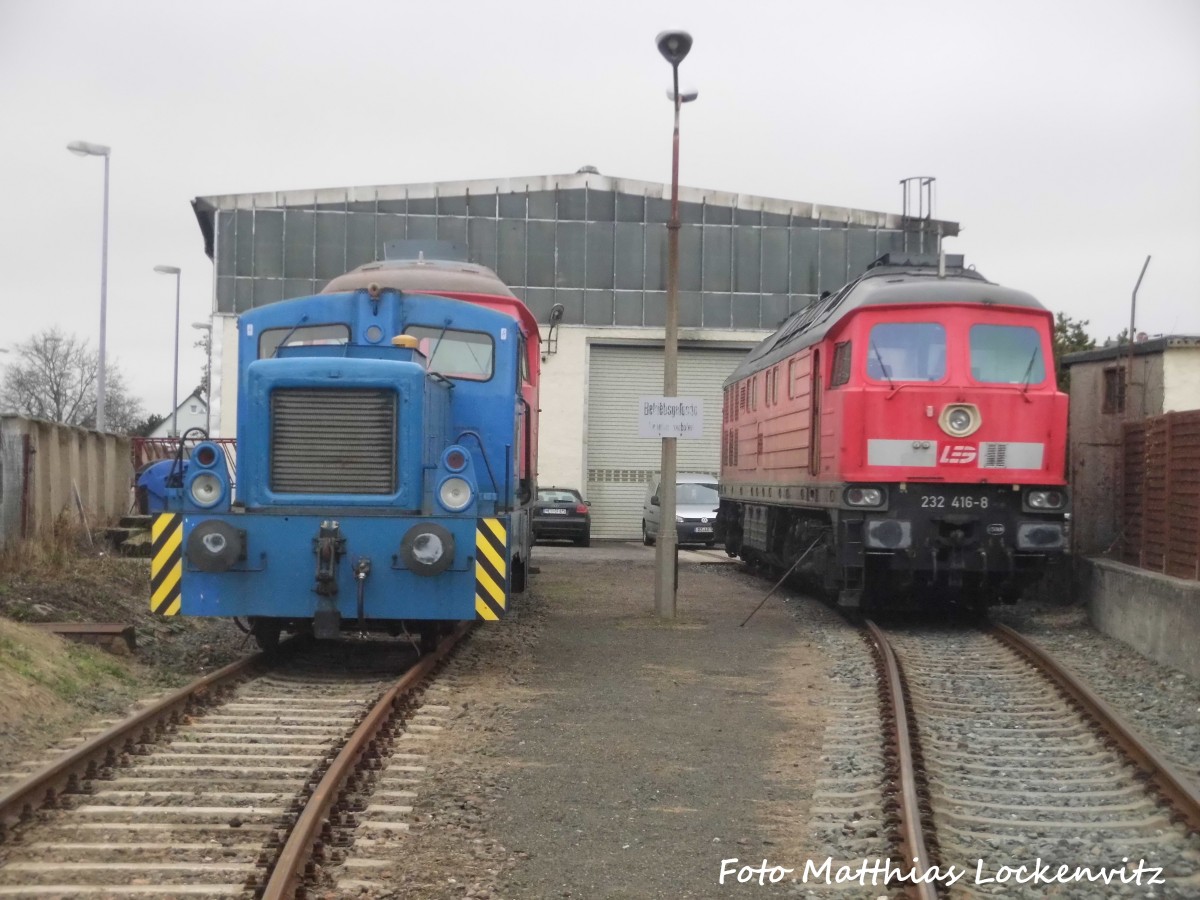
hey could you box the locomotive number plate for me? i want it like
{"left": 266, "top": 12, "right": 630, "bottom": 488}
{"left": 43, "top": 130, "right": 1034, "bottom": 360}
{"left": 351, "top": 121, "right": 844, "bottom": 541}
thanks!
{"left": 920, "top": 495, "right": 991, "bottom": 510}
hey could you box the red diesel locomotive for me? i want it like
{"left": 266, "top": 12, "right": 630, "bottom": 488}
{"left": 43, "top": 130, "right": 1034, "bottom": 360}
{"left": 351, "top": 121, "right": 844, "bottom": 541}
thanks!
{"left": 717, "top": 253, "right": 1069, "bottom": 610}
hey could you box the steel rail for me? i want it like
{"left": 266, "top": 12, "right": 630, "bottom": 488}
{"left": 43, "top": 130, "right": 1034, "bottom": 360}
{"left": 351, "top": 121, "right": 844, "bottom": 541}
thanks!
{"left": 261, "top": 622, "right": 473, "bottom": 899}
{"left": 0, "top": 650, "right": 264, "bottom": 837}
{"left": 992, "top": 623, "right": 1200, "bottom": 833}
{"left": 864, "top": 620, "right": 939, "bottom": 900}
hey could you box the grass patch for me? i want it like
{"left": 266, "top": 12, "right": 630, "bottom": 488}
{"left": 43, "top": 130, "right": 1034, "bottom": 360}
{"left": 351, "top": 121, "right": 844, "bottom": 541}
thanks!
{"left": 0, "top": 628, "right": 134, "bottom": 705}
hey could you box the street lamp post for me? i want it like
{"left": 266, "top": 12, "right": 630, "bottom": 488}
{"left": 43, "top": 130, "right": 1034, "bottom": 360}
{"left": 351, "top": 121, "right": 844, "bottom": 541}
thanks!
{"left": 192, "top": 321, "right": 213, "bottom": 435}
{"left": 154, "top": 265, "right": 182, "bottom": 437}
{"left": 653, "top": 30, "right": 696, "bottom": 619}
{"left": 67, "top": 140, "right": 111, "bottom": 432}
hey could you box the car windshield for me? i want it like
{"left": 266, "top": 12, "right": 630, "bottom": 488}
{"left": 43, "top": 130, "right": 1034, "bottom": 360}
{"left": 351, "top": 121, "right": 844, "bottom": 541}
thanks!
{"left": 969, "top": 324, "right": 1046, "bottom": 384}
{"left": 867, "top": 323, "right": 946, "bottom": 382}
{"left": 677, "top": 482, "right": 718, "bottom": 505}
{"left": 538, "top": 490, "right": 580, "bottom": 503}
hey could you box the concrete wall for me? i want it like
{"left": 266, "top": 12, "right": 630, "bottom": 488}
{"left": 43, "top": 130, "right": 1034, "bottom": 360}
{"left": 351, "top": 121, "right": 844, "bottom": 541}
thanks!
{"left": 0, "top": 415, "right": 133, "bottom": 546}
{"left": 1084, "top": 557, "right": 1200, "bottom": 678}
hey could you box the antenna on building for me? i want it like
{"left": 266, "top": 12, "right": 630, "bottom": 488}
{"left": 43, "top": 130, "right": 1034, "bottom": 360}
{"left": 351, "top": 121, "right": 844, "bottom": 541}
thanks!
{"left": 900, "top": 176, "right": 936, "bottom": 255}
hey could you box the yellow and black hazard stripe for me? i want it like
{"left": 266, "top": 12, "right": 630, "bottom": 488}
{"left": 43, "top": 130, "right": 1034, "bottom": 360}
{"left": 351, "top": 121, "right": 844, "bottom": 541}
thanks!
{"left": 150, "top": 514, "right": 183, "bottom": 616}
{"left": 475, "top": 517, "right": 508, "bottom": 621}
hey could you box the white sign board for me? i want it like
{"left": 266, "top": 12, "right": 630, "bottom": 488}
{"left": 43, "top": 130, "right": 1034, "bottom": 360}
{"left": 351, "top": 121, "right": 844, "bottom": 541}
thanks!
{"left": 638, "top": 396, "right": 704, "bottom": 439}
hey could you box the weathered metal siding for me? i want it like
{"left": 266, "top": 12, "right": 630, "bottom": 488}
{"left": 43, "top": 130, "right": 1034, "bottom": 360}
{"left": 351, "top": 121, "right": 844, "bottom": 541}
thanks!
{"left": 1121, "top": 410, "right": 1200, "bottom": 579}
{"left": 0, "top": 415, "right": 131, "bottom": 546}
{"left": 197, "top": 174, "right": 956, "bottom": 330}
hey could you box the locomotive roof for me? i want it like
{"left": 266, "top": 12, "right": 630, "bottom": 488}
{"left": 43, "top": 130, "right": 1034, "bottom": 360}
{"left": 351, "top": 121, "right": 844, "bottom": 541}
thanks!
{"left": 321, "top": 258, "right": 519, "bottom": 299}
{"left": 726, "top": 256, "right": 1047, "bottom": 385}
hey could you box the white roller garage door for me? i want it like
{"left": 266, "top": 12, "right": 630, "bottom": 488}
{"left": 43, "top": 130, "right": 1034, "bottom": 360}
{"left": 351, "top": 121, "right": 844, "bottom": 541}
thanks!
{"left": 586, "top": 344, "right": 749, "bottom": 540}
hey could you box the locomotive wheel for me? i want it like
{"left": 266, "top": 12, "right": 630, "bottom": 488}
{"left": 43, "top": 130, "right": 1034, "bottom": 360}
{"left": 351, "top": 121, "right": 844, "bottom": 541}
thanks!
{"left": 642, "top": 522, "right": 655, "bottom": 547}
{"left": 251, "top": 619, "right": 282, "bottom": 653}
{"left": 417, "top": 622, "right": 446, "bottom": 654}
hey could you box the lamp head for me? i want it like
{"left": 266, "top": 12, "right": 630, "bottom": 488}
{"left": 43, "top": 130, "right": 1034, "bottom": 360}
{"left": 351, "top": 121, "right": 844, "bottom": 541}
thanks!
{"left": 67, "top": 140, "right": 110, "bottom": 157}
{"left": 154, "top": 265, "right": 181, "bottom": 275}
{"left": 549, "top": 303, "right": 565, "bottom": 324}
{"left": 656, "top": 30, "right": 693, "bottom": 67}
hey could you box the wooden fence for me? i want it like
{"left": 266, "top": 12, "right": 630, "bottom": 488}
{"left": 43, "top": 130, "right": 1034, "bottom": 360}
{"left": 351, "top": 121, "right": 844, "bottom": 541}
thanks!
{"left": 1121, "top": 410, "right": 1200, "bottom": 579}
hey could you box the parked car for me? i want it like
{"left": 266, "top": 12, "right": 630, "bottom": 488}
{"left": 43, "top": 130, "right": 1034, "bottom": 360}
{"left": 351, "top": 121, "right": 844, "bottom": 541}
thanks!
{"left": 642, "top": 472, "right": 720, "bottom": 547}
{"left": 533, "top": 487, "right": 591, "bottom": 546}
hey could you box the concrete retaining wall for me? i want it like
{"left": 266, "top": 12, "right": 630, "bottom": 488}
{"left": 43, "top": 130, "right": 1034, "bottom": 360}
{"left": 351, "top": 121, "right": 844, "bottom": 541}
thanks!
{"left": 0, "top": 415, "right": 132, "bottom": 546}
{"left": 1083, "top": 557, "right": 1200, "bottom": 678}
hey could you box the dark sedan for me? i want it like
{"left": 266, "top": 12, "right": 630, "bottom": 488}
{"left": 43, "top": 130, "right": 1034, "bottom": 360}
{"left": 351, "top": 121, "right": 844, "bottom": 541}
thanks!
{"left": 533, "top": 487, "right": 591, "bottom": 546}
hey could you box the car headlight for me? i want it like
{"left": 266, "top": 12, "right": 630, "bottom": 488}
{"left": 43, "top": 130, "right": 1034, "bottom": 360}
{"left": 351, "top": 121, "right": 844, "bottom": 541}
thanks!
{"left": 189, "top": 472, "right": 224, "bottom": 508}
{"left": 1026, "top": 489, "right": 1065, "bottom": 510}
{"left": 845, "top": 487, "right": 885, "bottom": 507}
{"left": 940, "top": 403, "right": 980, "bottom": 437}
{"left": 438, "top": 476, "right": 473, "bottom": 512}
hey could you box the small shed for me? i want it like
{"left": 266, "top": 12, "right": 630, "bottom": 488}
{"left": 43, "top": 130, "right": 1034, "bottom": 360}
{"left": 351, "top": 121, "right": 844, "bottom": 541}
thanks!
{"left": 1062, "top": 336, "right": 1200, "bottom": 555}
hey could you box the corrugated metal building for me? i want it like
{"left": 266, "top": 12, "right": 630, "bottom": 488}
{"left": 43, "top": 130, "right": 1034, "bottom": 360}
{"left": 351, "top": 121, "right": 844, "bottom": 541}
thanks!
{"left": 192, "top": 170, "right": 958, "bottom": 538}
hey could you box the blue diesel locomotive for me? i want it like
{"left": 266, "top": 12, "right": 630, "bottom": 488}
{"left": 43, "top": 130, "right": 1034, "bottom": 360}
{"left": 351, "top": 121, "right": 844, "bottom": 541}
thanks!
{"left": 150, "top": 256, "right": 540, "bottom": 650}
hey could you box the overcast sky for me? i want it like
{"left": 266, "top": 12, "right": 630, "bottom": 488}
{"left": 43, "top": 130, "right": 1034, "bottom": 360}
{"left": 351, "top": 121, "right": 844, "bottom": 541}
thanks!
{"left": 1, "top": 0, "right": 1197, "bottom": 420}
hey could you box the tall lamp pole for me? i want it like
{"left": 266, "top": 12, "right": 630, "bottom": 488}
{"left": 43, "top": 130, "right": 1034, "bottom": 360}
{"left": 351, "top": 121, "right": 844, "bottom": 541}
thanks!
{"left": 67, "top": 140, "right": 111, "bottom": 432}
{"left": 154, "top": 265, "right": 182, "bottom": 437}
{"left": 653, "top": 30, "right": 696, "bottom": 619}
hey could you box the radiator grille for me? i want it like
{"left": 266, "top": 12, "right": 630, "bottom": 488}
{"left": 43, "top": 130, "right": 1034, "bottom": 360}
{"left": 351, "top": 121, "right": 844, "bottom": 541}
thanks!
{"left": 270, "top": 389, "right": 397, "bottom": 494}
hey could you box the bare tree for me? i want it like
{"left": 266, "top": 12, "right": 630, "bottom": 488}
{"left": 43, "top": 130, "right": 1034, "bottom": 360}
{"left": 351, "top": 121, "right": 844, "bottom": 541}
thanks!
{"left": 2, "top": 327, "right": 145, "bottom": 433}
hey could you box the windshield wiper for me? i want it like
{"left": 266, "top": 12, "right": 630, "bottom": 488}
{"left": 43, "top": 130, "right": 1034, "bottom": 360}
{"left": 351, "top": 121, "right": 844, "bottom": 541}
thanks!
{"left": 270, "top": 315, "right": 310, "bottom": 358}
{"left": 1020, "top": 346, "right": 1041, "bottom": 393}
{"left": 870, "top": 341, "right": 895, "bottom": 389}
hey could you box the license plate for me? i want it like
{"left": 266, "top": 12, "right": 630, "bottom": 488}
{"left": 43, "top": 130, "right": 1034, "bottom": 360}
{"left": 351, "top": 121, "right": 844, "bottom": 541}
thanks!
{"left": 919, "top": 495, "right": 991, "bottom": 510}
{"left": 543, "top": 508, "right": 568, "bottom": 515}
{"left": 693, "top": 525, "right": 713, "bottom": 533}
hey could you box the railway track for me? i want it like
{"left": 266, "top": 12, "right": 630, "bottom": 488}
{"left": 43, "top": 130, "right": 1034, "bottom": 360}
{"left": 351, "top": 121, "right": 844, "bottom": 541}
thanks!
{"left": 865, "top": 620, "right": 1200, "bottom": 898}
{"left": 0, "top": 625, "right": 470, "bottom": 898}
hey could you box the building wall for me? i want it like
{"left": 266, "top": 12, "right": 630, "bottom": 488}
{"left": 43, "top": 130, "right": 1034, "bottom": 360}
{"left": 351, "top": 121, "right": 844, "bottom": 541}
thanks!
{"left": 196, "top": 173, "right": 953, "bottom": 328}
{"left": 1068, "top": 353, "right": 1163, "bottom": 554}
{"left": 536, "top": 325, "right": 766, "bottom": 491}
{"left": 1163, "top": 347, "right": 1200, "bottom": 411}
{"left": 147, "top": 394, "right": 209, "bottom": 438}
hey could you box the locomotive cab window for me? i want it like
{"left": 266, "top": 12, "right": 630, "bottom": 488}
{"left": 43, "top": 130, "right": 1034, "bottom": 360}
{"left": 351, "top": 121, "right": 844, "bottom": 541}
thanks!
{"left": 404, "top": 325, "right": 495, "bottom": 381}
{"left": 259, "top": 323, "right": 351, "bottom": 358}
{"left": 969, "top": 324, "right": 1045, "bottom": 384}
{"left": 866, "top": 323, "right": 946, "bottom": 382}
{"left": 831, "top": 341, "right": 852, "bottom": 386}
